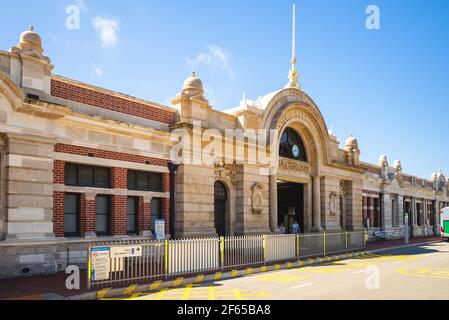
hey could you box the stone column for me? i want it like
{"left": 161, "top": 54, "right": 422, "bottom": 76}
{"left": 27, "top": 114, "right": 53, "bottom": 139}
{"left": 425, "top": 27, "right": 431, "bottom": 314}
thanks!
{"left": 269, "top": 174, "right": 278, "bottom": 232}
{"left": 5, "top": 134, "right": 55, "bottom": 240}
{"left": 381, "top": 193, "right": 392, "bottom": 230}
{"left": 412, "top": 198, "right": 417, "bottom": 226}
{"left": 305, "top": 182, "right": 313, "bottom": 232}
{"left": 312, "top": 175, "right": 322, "bottom": 231}
{"left": 398, "top": 195, "right": 404, "bottom": 227}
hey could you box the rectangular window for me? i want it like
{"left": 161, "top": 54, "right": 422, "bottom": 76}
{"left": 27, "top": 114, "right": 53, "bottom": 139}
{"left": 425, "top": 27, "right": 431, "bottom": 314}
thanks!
{"left": 64, "top": 163, "right": 78, "bottom": 186}
{"left": 64, "top": 194, "right": 79, "bottom": 237}
{"left": 96, "top": 195, "right": 111, "bottom": 236}
{"left": 64, "top": 163, "right": 111, "bottom": 188}
{"left": 127, "top": 197, "right": 138, "bottom": 235}
{"left": 79, "top": 165, "right": 94, "bottom": 186}
{"left": 150, "top": 198, "right": 163, "bottom": 234}
{"left": 149, "top": 173, "right": 163, "bottom": 192}
{"left": 137, "top": 172, "right": 150, "bottom": 190}
{"left": 127, "top": 170, "right": 163, "bottom": 192}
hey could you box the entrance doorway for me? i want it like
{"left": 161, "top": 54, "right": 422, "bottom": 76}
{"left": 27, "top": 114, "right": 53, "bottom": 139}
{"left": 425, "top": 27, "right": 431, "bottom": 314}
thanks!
{"left": 277, "top": 181, "right": 305, "bottom": 233}
{"left": 214, "top": 181, "right": 228, "bottom": 237}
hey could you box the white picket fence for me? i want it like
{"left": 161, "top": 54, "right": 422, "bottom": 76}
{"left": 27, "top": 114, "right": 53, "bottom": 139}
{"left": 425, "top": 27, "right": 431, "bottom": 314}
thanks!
{"left": 168, "top": 238, "right": 219, "bottom": 275}
{"left": 88, "top": 231, "right": 366, "bottom": 288}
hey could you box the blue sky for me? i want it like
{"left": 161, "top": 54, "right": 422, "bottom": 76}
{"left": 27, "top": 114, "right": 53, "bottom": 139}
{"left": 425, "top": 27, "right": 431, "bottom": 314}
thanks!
{"left": 1, "top": 0, "right": 448, "bottom": 179}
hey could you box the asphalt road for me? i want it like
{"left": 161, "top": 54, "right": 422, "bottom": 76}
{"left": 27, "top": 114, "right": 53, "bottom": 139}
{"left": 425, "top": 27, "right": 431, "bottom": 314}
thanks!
{"left": 112, "top": 241, "right": 449, "bottom": 300}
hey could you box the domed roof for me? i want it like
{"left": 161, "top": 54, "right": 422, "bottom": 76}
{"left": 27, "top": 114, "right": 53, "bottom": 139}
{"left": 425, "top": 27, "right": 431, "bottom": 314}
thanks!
{"left": 180, "top": 71, "right": 207, "bottom": 101}
{"left": 345, "top": 134, "right": 358, "bottom": 147}
{"left": 183, "top": 71, "right": 203, "bottom": 92}
{"left": 17, "top": 26, "right": 43, "bottom": 54}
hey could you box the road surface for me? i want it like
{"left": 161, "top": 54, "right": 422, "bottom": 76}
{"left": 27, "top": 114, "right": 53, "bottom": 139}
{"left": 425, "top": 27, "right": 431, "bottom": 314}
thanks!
{"left": 108, "top": 241, "right": 449, "bottom": 300}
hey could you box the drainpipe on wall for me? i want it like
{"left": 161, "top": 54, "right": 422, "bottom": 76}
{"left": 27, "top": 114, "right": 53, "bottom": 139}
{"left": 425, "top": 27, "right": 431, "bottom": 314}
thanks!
{"left": 168, "top": 162, "right": 178, "bottom": 239}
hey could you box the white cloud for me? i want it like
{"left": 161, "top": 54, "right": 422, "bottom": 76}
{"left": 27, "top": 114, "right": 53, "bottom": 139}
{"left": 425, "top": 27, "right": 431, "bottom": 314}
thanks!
{"left": 92, "top": 16, "right": 120, "bottom": 48}
{"left": 92, "top": 65, "right": 103, "bottom": 76}
{"left": 187, "top": 45, "right": 235, "bottom": 78}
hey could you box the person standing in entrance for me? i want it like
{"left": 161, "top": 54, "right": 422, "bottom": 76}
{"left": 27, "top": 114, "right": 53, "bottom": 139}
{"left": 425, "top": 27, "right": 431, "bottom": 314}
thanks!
{"left": 291, "top": 220, "right": 300, "bottom": 234}
{"left": 279, "top": 223, "right": 286, "bottom": 234}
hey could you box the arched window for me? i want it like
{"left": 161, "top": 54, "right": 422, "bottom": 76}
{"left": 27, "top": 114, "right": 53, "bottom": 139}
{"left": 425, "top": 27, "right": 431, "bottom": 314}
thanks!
{"left": 279, "top": 128, "right": 308, "bottom": 162}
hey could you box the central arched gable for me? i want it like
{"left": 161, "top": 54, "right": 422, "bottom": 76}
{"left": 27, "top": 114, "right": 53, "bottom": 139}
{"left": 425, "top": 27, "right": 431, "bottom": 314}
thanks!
{"left": 260, "top": 88, "right": 332, "bottom": 168}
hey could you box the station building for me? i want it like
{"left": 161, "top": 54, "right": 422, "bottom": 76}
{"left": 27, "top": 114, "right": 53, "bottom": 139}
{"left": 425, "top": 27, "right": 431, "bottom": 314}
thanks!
{"left": 0, "top": 27, "right": 448, "bottom": 278}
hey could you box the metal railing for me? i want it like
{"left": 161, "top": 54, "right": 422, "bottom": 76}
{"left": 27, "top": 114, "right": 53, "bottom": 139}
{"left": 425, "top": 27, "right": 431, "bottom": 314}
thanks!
{"left": 88, "top": 231, "right": 366, "bottom": 289}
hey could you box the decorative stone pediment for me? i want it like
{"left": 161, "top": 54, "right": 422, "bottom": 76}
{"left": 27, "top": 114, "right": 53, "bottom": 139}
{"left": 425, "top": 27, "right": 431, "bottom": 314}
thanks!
{"left": 279, "top": 157, "right": 310, "bottom": 173}
{"left": 214, "top": 161, "right": 236, "bottom": 186}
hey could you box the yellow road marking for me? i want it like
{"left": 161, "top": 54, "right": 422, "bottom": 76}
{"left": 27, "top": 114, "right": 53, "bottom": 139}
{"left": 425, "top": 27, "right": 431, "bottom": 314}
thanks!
{"left": 181, "top": 284, "right": 193, "bottom": 300}
{"left": 397, "top": 267, "right": 449, "bottom": 279}
{"left": 208, "top": 287, "right": 216, "bottom": 300}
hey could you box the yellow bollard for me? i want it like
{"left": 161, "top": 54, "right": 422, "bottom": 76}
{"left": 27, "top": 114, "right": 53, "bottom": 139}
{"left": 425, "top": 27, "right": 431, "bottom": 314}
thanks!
{"left": 220, "top": 237, "right": 225, "bottom": 270}
{"left": 164, "top": 239, "right": 169, "bottom": 277}
{"left": 323, "top": 232, "right": 327, "bottom": 257}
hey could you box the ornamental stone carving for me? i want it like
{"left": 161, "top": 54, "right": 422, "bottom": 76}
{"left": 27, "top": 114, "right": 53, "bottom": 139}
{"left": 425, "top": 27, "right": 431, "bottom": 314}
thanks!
{"left": 214, "top": 161, "right": 236, "bottom": 186}
{"left": 279, "top": 157, "right": 310, "bottom": 173}
{"left": 251, "top": 183, "right": 264, "bottom": 214}
{"left": 329, "top": 192, "right": 338, "bottom": 216}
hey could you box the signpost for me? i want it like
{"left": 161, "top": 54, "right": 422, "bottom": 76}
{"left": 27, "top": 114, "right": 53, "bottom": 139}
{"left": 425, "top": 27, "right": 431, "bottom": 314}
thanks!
{"left": 155, "top": 219, "right": 166, "bottom": 240}
{"left": 110, "top": 245, "right": 143, "bottom": 258}
{"left": 91, "top": 247, "right": 110, "bottom": 281}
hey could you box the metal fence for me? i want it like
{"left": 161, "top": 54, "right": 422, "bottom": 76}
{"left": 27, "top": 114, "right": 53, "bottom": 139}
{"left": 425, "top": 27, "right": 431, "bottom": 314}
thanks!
{"left": 87, "top": 231, "right": 366, "bottom": 289}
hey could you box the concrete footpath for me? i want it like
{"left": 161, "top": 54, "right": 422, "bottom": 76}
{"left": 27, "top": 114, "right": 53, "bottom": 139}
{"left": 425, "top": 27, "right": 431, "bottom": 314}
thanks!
{"left": 0, "top": 236, "right": 443, "bottom": 300}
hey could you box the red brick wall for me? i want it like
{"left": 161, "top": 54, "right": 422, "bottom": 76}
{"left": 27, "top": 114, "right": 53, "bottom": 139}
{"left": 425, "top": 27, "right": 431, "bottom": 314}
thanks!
{"left": 51, "top": 79, "right": 177, "bottom": 125}
{"left": 112, "top": 195, "right": 127, "bottom": 235}
{"left": 53, "top": 146, "right": 170, "bottom": 238}
{"left": 113, "top": 167, "right": 128, "bottom": 189}
{"left": 53, "top": 192, "right": 65, "bottom": 237}
{"left": 138, "top": 197, "right": 150, "bottom": 234}
{"left": 55, "top": 144, "right": 168, "bottom": 167}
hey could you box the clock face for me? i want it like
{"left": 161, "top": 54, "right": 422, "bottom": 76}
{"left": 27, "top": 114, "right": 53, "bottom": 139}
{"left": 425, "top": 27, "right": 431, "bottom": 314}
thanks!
{"left": 292, "top": 145, "right": 300, "bottom": 158}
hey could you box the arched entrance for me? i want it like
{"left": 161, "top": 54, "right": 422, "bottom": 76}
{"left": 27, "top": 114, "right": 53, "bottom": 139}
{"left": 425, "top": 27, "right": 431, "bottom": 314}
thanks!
{"left": 214, "top": 181, "right": 228, "bottom": 237}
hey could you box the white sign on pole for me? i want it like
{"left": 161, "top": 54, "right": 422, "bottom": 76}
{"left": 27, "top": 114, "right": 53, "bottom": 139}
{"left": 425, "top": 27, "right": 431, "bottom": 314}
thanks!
{"left": 110, "top": 246, "right": 143, "bottom": 258}
{"left": 91, "top": 247, "right": 110, "bottom": 281}
{"left": 155, "top": 219, "right": 165, "bottom": 240}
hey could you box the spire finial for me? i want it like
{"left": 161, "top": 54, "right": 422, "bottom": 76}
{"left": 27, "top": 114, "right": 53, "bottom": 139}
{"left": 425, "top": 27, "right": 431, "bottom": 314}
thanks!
{"left": 192, "top": 70, "right": 196, "bottom": 77}
{"left": 285, "top": 4, "right": 300, "bottom": 89}
{"left": 29, "top": 25, "right": 34, "bottom": 32}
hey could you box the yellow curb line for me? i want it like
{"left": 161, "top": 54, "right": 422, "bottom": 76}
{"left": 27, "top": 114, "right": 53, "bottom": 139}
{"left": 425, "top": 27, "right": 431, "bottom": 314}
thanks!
{"left": 96, "top": 288, "right": 111, "bottom": 299}
{"left": 231, "top": 270, "right": 239, "bottom": 277}
{"left": 214, "top": 272, "right": 222, "bottom": 280}
{"left": 173, "top": 278, "right": 184, "bottom": 287}
{"left": 246, "top": 267, "right": 253, "bottom": 275}
{"left": 149, "top": 280, "right": 162, "bottom": 291}
{"left": 195, "top": 274, "right": 204, "bottom": 283}
{"left": 123, "top": 284, "right": 138, "bottom": 295}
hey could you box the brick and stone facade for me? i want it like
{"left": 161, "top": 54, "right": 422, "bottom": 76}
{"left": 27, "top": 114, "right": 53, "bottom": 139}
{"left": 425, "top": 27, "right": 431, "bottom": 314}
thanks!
{"left": 0, "top": 27, "right": 447, "bottom": 279}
